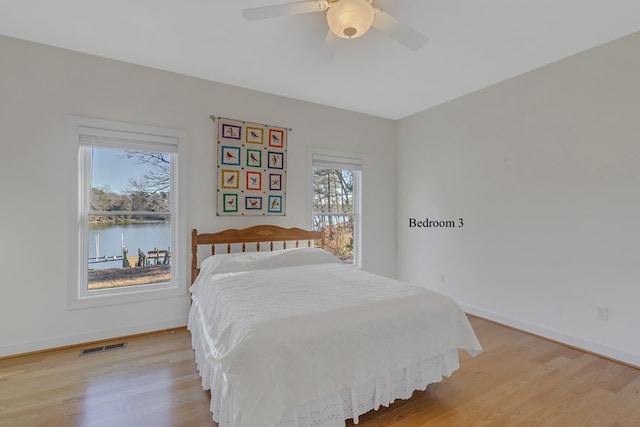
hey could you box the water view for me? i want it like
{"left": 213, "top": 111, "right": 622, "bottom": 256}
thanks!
{"left": 88, "top": 222, "right": 171, "bottom": 270}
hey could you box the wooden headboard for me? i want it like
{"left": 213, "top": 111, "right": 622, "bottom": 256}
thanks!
{"left": 191, "top": 225, "right": 324, "bottom": 284}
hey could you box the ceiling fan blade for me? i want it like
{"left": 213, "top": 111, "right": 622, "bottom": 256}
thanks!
{"left": 372, "top": 10, "right": 428, "bottom": 51}
{"left": 242, "top": 1, "right": 327, "bottom": 21}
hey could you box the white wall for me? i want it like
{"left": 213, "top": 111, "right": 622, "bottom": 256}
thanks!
{"left": 397, "top": 32, "right": 640, "bottom": 367}
{"left": 0, "top": 36, "right": 396, "bottom": 357}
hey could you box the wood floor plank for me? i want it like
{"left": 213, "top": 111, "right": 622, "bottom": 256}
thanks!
{"left": 418, "top": 354, "right": 587, "bottom": 426}
{"left": 1, "top": 318, "right": 638, "bottom": 427}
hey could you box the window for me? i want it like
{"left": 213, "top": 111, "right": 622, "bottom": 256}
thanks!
{"left": 310, "top": 151, "right": 362, "bottom": 266}
{"left": 69, "top": 117, "right": 184, "bottom": 308}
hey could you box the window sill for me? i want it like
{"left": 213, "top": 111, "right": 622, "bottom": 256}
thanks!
{"left": 67, "top": 281, "right": 186, "bottom": 310}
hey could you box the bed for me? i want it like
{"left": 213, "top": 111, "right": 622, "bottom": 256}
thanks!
{"left": 188, "top": 225, "right": 482, "bottom": 427}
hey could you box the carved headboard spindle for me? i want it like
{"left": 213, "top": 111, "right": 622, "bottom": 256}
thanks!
{"left": 191, "top": 226, "right": 324, "bottom": 285}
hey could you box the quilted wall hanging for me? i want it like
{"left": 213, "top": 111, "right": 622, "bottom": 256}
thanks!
{"left": 214, "top": 116, "right": 287, "bottom": 216}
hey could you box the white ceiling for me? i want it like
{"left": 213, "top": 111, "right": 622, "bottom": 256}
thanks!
{"left": 1, "top": 0, "right": 639, "bottom": 119}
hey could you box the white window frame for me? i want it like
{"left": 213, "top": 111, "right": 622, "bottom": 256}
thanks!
{"left": 308, "top": 148, "right": 363, "bottom": 268}
{"left": 67, "top": 116, "right": 186, "bottom": 309}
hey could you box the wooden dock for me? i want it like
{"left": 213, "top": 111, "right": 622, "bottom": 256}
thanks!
{"left": 88, "top": 247, "right": 170, "bottom": 267}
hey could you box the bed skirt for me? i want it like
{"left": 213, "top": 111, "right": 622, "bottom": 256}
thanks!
{"left": 189, "top": 307, "right": 461, "bottom": 427}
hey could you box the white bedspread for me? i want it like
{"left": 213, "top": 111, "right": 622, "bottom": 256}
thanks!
{"left": 189, "top": 261, "right": 481, "bottom": 427}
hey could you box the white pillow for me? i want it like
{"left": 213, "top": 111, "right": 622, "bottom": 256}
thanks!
{"left": 198, "top": 251, "right": 248, "bottom": 277}
{"left": 199, "top": 247, "right": 340, "bottom": 276}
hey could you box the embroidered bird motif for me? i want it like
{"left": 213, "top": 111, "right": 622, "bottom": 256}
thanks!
{"left": 250, "top": 153, "right": 259, "bottom": 163}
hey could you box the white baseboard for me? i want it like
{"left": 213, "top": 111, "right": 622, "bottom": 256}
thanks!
{"left": 459, "top": 303, "right": 640, "bottom": 369}
{"left": 0, "top": 317, "right": 188, "bottom": 358}
{"left": 5, "top": 306, "right": 639, "bottom": 369}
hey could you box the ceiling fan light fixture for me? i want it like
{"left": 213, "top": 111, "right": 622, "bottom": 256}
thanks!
{"left": 327, "top": 0, "right": 376, "bottom": 39}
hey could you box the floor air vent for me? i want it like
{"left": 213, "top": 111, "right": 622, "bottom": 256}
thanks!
{"left": 80, "top": 342, "right": 127, "bottom": 356}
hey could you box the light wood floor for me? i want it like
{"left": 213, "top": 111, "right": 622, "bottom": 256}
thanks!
{"left": 1, "top": 317, "right": 638, "bottom": 427}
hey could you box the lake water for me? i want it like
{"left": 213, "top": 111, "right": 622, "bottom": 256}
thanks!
{"left": 88, "top": 222, "right": 170, "bottom": 269}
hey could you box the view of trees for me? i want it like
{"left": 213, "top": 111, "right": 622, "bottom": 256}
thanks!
{"left": 90, "top": 152, "right": 170, "bottom": 222}
{"left": 312, "top": 168, "right": 355, "bottom": 262}
{"left": 123, "top": 152, "right": 171, "bottom": 194}
{"left": 90, "top": 187, "right": 169, "bottom": 215}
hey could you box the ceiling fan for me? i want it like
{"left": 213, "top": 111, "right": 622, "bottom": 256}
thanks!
{"left": 242, "top": 0, "right": 428, "bottom": 51}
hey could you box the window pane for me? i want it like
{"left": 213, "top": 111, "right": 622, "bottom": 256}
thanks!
{"left": 91, "top": 149, "right": 171, "bottom": 212}
{"left": 312, "top": 168, "right": 353, "bottom": 214}
{"left": 312, "top": 167, "right": 356, "bottom": 264}
{"left": 87, "top": 147, "right": 173, "bottom": 290}
{"left": 313, "top": 214, "right": 354, "bottom": 264}
{"left": 87, "top": 214, "right": 171, "bottom": 289}
{"left": 312, "top": 162, "right": 359, "bottom": 266}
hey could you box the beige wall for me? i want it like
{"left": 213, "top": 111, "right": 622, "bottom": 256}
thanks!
{"left": 397, "top": 32, "right": 640, "bottom": 366}
{"left": 0, "top": 36, "right": 396, "bottom": 356}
